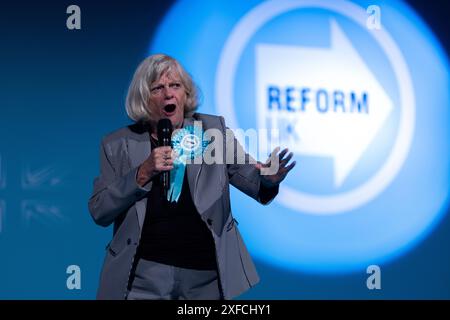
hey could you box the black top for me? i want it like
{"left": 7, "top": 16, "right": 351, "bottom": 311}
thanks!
{"left": 137, "top": 137, "right": 217, "bottom": 270}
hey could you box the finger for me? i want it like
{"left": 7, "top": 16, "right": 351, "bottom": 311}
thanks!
{"left": 160, "top": 159, "right": 174, "bottom": 166}
{"left": 265, "top": 146, "right": 281, "bottom": 166}
{"left": 280, "top": 152, "right": 294, "bottom": 166}
{"left": 167, "top": 149, "right": 176, "bottom": 160}
{"left": 152, "top": 147, "right": 171, "bottom": 160}
{"left": 278, "top": 148, "right": 289, "bottom": 160}
{"left": 164, "top": 148, "right": 173, "bottom": 157}
{"left": 157, "top": 150, "right": 174, "bottom": 161}
{"left": 285, "top": 160, "right": 296, "bottom": 172}
{"left": 269, "top": 146, "right": 281, "bottom": 158}
{"left": 157, "top": 158, "right": 174, "bottom": 166}
{"left": 274, "top": 159, "right": 295, "bottom": 176}
{"left": 164, "top": 165, "right": 174, "bottom": 171}
{"left": 155, "top": 165, "right": 173, "bottom": 172}
{"left": 155, "top": 154, "right": 166, "bottom": 162}
{"left": 156, "top": 146, "right": 173, "bottom": 153}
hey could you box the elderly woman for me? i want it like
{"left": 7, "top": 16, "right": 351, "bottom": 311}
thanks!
{"left": 88, "top": 54, "right": 295, "bottom": 300}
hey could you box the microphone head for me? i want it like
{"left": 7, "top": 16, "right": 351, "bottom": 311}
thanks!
{"left": 157, "top": 118, "right": 173, "bottom": 146}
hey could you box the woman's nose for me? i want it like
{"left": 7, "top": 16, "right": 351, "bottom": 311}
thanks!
{"left": 163, "top": 86, "right": 174, "bottom": 99}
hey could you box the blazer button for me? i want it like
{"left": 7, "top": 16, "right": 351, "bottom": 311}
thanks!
{"left": 127, "top": 238, "right": 131, "bottom": 245}
{"left": 207, "top": 219, "right": 213, "bottom": 226}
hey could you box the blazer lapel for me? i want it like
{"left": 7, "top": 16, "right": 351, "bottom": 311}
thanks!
{"left": 126, "top": 124, "right": 152, "bottom": 229}
{"left": 183, "top": 117, "right": 203, "bottom": 211}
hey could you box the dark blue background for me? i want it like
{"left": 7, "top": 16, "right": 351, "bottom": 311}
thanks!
{"left": 0, "top": 0, "right": 448, "bottom": 299}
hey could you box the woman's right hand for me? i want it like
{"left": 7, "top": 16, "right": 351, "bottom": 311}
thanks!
{"left": 136, "top": 146, "right": 175, "bottom": 187}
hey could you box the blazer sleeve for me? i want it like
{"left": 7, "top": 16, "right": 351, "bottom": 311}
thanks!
{"left": 220, "top": 116, "right": 279, "bottom": 205}
{"left": 88, "top": 138, "right": 151, "bottom": 227}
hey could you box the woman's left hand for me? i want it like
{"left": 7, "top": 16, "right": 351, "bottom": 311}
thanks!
{"left": 255, "top": 147, "right": 296, "bottom": 188}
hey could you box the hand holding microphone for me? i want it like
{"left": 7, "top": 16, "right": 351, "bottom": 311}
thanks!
{"left": 136, "top": 119, "right": 174, "bottom": 190}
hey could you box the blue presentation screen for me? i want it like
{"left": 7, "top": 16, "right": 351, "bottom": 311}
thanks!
{"left": 0, "top": 0, "right": 449, "bottom": 299}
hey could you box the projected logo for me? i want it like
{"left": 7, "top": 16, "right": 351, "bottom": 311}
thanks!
{"left": 257, "top": 22, "right": 391, "bottom": 188}
{"left": 215, "top": 1, "right": 415, "bottom": 214}
{"left": 151, "top": 0, "right": 449, "bottom": 272}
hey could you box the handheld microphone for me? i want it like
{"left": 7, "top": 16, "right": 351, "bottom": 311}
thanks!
{"left": 157, "top": 118, "right": 173, "bottom": 198}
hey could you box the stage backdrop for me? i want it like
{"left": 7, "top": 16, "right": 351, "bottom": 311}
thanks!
{"left": 0, "top": 0, "right": 449, "bottom": 299}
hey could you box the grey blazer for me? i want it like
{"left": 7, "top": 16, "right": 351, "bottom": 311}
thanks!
{"left": 88, "top": 113, "right": 278, "bottom": 300}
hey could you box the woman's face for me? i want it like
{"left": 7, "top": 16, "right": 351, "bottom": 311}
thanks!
{"left": 148, "top": 70, "right": 187, "bottom": 131}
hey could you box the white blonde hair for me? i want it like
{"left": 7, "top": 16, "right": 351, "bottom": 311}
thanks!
{"left": 125, "top": 54, "right": 199, "bottom": 122}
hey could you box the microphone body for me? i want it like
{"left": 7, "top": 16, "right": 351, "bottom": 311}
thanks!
{"left": 157, "top": 119, "right": 173, "bottom": 198}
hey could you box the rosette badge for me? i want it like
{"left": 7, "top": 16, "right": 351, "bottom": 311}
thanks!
{"left": 172, "top": 125, "right": 210, "bottom": 164}
{"left": 167, "top": 125, "right": 210, "bottom": 203}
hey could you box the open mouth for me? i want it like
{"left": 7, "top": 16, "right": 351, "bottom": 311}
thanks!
{"left": 163, "top": 104, "right": 176, "bottom": 114}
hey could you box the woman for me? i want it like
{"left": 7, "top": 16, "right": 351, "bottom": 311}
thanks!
{"left": 88, "top": 54, "right": 295, "bottom": 300}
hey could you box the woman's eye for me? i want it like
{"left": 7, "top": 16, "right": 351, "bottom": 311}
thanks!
{"left": 151, "top": 86, "right": 163, "bottom": 94}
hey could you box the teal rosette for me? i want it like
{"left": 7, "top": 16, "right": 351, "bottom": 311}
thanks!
{"left": 167, "top": 125, "right": 210, "bottom": 202}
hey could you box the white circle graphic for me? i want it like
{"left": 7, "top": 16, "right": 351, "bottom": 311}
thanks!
{"left": 215, "top": 0, "right": 415, "bottom": 214}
